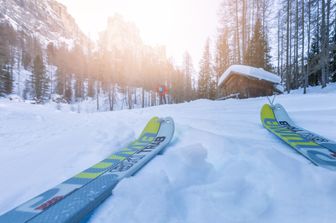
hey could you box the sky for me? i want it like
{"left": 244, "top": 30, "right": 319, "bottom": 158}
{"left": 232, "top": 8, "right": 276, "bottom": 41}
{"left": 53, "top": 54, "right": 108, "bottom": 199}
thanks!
{"left": 56, "top": 0, "right": 222, "bottom": 68}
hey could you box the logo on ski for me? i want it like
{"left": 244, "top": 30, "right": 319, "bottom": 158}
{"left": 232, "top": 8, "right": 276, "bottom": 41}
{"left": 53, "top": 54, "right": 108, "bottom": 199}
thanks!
{"left": 36, "top": 196, "right": 64, "bottom": 211}
{"left": 110, "top": 136, "right": 166, "bottom": 173}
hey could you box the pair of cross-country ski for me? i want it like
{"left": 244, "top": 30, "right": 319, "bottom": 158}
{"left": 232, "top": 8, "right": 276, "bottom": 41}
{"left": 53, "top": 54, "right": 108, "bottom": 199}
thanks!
{"left": 1, "top": 103, "right": 336, "bottom": 223}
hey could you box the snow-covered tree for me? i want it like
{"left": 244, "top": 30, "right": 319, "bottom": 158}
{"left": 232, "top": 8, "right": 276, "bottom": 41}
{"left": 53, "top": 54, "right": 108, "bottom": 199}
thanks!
{"left": 31, "top": 55, "right": 49, "bottom": 103}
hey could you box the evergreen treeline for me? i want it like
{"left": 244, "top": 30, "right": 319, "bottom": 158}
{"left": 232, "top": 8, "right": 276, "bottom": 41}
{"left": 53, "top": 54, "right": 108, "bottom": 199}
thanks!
{"left": 46, "top": 40, "right": 196, "bottom": 109}
{"left": 197, "top": 0, "right": 336, "bottom": 99}
{"left": 0, "top": 16, "right": 196, "bottom": 108}
{"left": 0, "top": 24, "right": 16, "bottom": 96}
{"left": 197, "top": 0, "right": 273, "bottom": 99}
{"left": 1, "top": 1, "right": 336, "bottom": 104}
{"left": 276, "top": 0, "right": 336, "bottom": 93}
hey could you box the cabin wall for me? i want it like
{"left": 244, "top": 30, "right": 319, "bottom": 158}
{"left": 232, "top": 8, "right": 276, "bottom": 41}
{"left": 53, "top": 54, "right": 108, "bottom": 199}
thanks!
{"left": 219, "top": 75, "right": 276, "bottom": 99}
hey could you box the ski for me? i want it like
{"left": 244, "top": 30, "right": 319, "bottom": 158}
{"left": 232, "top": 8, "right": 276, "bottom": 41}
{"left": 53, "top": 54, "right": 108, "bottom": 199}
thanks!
{"left": 261, "top": 103, "right": 336, "bottom": 170}
{"left": 0, "top": 117, "right": 175, "bottom": 223}
{"left": 272, "top": 103, "right": 336, "bottom": 152}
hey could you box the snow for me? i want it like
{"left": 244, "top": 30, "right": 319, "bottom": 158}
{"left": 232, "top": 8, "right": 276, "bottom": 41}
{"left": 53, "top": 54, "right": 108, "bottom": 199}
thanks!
{"left": 218, "top": 64, "right": 282, "bottom": 87}
{"left": 1, "top": 83, "right": 336, "bottom": 223}
{"left": 3, "top": 14, "right": 18, "bottom": 30}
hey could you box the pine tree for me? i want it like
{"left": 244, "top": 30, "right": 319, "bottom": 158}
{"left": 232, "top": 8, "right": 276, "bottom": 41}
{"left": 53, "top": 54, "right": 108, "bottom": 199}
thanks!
{"left": 75, "top": 75, "right": 84, "bottom": 101}
{"left": 244, "top": 19, "right": 272, "bottom": 71}
{"left": 31, "top": 55, "right": 48, "bottom": 103}
{"left": 198, "top": 39, "right": 215, "bottom": 99}
{"left": 331, "top": 30, "right": 336, "bottom": 82}
{"left": 47, "top": 42, "right": 55, "bottom": 65}
{"left": 22, "top": 50, "right": 32, "bottom": 69}
{"left": 55, "top": 67, "right": 65, "bottom": 95}
{"left": 64, "top": 77, "right": 72, "bottom": 103}
{"left": 0, "top": 65, "right": 13, "bottom": 95}
{"left": 71, "top": 44, "right": 85, "bottom": 101}
{"left": 0, "top": 28, "right": 12, "bottom": 96}
{"left": 56, "top": 70, "right": 72, "bottom": 103}
{"left": 215, "top": 29, "right": 230, "bottom": 86}
{"left": 308, "top": 31, "right": 321, "bottom": 86}
{"left": 87, "top": 76, "right": 95, "bottom": 98}
{"left": 0, "top": 43, "right": 13, "bottom": 96}
{"left": 182, "top": 52, "right": 193, "bottom": 101}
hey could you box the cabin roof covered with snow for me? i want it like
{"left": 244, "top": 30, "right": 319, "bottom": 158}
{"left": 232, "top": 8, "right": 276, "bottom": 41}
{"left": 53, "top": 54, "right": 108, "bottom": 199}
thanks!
{"left": 218, "top": 65, "right": 281, "bottom": 87}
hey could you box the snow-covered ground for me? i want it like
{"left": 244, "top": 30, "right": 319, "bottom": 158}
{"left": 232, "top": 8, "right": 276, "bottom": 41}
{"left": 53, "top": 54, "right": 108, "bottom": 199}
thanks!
{"left": 1, "top": 84, "right": 336, "bottom": 223}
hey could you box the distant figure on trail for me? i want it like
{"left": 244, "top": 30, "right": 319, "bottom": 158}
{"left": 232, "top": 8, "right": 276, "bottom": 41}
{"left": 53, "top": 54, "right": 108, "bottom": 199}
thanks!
{"left": 157, "top": 85, "right": 168, "bottom": 105}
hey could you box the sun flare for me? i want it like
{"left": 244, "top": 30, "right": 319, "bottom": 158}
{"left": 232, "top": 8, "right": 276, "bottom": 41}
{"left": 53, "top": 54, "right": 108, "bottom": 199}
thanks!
{"left": 57, "top": 0, "right": 220, "bottom": 64}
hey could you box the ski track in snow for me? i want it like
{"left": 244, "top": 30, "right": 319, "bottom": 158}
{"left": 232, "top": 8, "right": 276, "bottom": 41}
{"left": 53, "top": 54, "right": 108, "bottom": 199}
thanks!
{"left": 1, "top": 84, "right": 336, "bottom": 223}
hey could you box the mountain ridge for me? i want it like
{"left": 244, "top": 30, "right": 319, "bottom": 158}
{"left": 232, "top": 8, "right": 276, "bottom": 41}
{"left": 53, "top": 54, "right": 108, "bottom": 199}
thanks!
{"left": 0, "top": 0, "right": 88, "bottom": 47}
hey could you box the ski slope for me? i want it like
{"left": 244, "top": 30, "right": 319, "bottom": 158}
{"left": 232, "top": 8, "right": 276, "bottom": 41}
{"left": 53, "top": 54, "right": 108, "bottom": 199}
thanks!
{"left": 1, "top": 84, "right": 336, "bottom": 223}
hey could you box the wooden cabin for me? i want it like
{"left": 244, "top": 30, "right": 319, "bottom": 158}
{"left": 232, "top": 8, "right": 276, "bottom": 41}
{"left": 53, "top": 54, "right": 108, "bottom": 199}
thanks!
{"left": 218, "top": 65, "right": 283, "bottom": 99}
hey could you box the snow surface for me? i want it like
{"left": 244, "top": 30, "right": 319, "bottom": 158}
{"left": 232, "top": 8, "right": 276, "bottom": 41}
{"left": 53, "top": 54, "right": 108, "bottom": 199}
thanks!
{"left": 1, "top": 84, "right": 336, "bottom": 223}
{"left": 218, "top": 65, "right": 282, "bottom": 87}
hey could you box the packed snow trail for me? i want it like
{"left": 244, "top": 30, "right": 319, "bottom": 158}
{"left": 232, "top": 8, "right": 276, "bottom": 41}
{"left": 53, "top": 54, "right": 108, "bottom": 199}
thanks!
{"left": 1, "top": 84, "right": 336, "bottom": 223}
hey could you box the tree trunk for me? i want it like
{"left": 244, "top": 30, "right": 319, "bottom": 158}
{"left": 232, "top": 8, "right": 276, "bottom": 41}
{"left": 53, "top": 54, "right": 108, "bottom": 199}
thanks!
{"left": 242, "top": 0, "right": 246, "bottom": 60}
{"left": 321, "top": 0, "right": 327, "bottom": 88}
{"left": 301, "top": 0, "right": 305, "bottom": 93}
{"left": 304, "top": 0, "right": 311, "bottom": 94}
{"left": 294, "top": 0, "right": 299, "bottom": 88}
{"left": 17, "top": 48, "right": 21, "bottom": 96}
{"left": 277, "top": 11, "right": 281, "bottom": 76}
{"left": 127, "top": 87, "right": 132, "bottom": 109}
{"left": 108, "top": 84, "right": 114, "bottom": 111}
{"left": 286, "top": 0, "right": 291, "bottom": 93}
{"left": 326, "top": 0, "right": 331, "bottom": 84}
{"left": 96, "top": 81, "right": 100, "bottom": 111}
{"left": 235, "top": 0, "right": 241, "bottom": 64}
{"left": 142, "top": 87, "right": 145, "bottom": 108}
{"left": 262, "top": 0, "right": 266, "bottom": 36}
{"left": 281, "top": 21, "right": 284, "bottom": 82}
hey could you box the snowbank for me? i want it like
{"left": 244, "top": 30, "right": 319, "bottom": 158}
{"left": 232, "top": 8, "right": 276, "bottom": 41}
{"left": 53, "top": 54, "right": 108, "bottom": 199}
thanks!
{"left": 0, "top": 83, "right": 336, "bottom": 223}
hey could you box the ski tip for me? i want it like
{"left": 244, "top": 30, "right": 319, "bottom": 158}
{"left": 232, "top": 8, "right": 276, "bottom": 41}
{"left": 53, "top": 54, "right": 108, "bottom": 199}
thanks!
{"left": 159, "top": 116, "right": 174, "bottom": 125}
{"left": 273, "top": 103, "right": 284, "bottom": 111}
{"left": 139, "top": 117, "right": 175, "bottom": 139}
{"left": 159, "top": 117, "right": 175, "bottom": 136}
{"left": 260, "top": 104, "right": 275, "bottom": 126}
{"left": 140, "top": 117, "right": 160, "bottom": 135}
